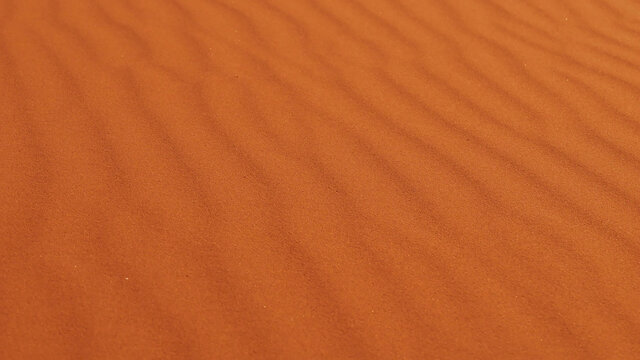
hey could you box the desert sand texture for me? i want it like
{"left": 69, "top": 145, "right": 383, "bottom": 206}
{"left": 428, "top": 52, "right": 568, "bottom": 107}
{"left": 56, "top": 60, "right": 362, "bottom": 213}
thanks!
{"left": 1, "top": 0, "right": 640, "bottom": 359}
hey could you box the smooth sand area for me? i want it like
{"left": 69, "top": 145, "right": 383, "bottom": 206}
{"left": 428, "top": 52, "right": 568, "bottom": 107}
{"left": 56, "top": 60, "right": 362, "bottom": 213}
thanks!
{"left": 1, "top": 0, "right": 640, "bottom": 358}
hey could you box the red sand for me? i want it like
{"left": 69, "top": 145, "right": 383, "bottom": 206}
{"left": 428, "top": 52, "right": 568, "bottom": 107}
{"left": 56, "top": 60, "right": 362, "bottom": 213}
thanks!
{"left": 1, "top": 0, "right": 640, "bottom": 358}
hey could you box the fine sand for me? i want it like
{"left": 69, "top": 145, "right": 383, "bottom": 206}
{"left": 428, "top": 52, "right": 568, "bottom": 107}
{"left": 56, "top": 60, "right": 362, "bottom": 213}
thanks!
{"left": 1, "top": 0, "right": 640, "bottom": 358}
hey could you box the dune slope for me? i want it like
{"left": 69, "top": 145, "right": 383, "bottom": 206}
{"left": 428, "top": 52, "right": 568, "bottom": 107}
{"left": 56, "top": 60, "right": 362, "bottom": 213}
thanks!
{"left": 1, "top": 0, "right": 640, "bottom": 358}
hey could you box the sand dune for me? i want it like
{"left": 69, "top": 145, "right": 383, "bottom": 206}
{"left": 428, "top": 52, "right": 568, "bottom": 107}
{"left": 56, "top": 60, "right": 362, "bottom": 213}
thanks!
{"left": 1, "top": 0, "right": 640, "bottom": 358}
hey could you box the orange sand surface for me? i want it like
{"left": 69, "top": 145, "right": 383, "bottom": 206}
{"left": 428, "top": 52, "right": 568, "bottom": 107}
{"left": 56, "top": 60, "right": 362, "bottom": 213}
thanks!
{"left": 1, "top": 0, "right": 640, "bottom": 358}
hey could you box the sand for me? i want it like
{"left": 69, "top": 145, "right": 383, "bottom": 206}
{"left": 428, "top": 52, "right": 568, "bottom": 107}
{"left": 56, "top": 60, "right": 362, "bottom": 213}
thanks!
{"left": 1, "top": 0, "right": 639, "bottom": 358}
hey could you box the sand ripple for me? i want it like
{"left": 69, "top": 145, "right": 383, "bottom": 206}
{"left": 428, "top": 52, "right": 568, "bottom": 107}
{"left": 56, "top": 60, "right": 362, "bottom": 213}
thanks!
{"left": 1, "top": 0, "right": 639, "bottom": 358}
